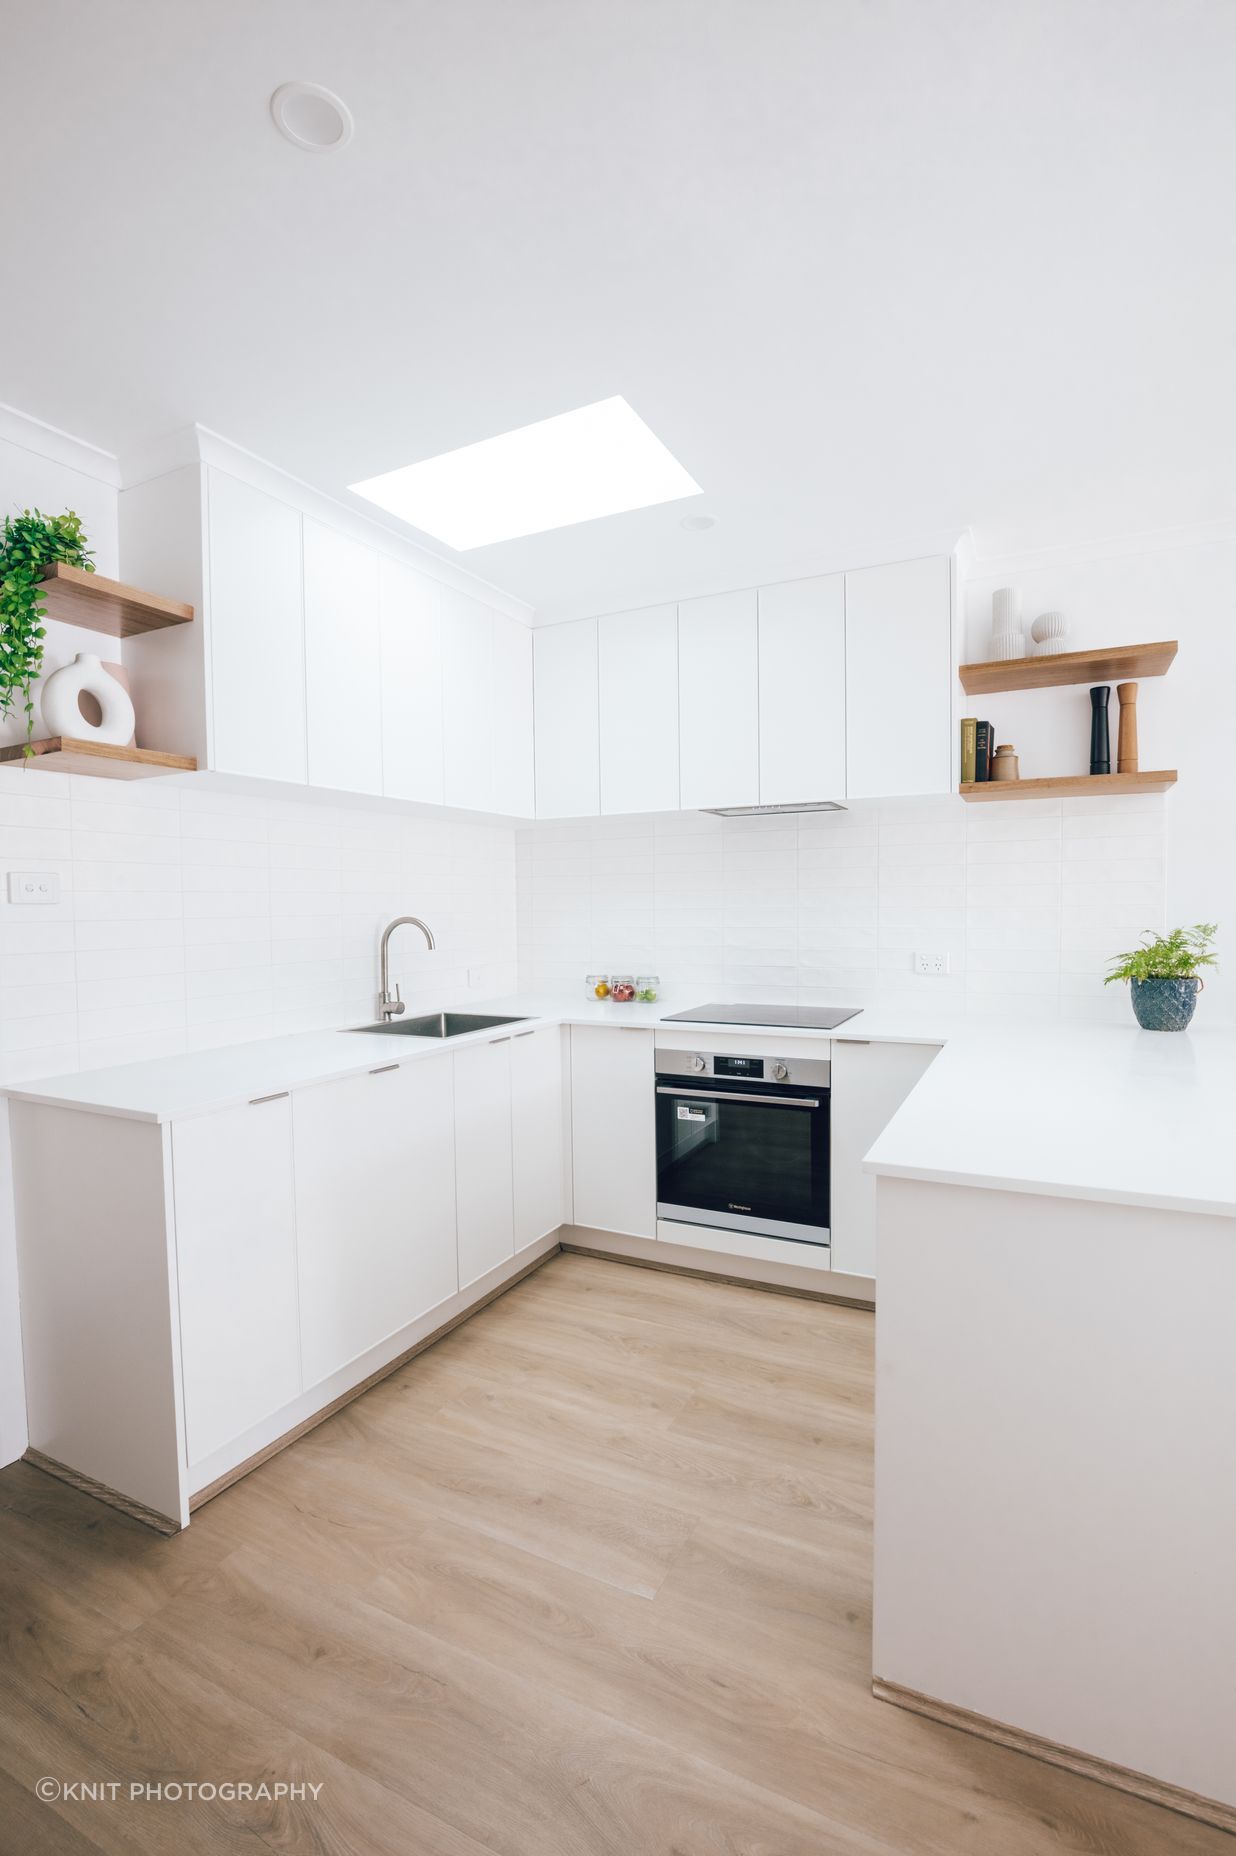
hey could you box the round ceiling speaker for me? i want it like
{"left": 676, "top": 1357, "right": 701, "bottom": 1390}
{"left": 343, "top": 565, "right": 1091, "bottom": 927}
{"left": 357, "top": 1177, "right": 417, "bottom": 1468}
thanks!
{"left": 270, "top": 82, "right": 354, "bottom": 153}
{"left": 680, "top": 513, "right": 718, "bottom": 532}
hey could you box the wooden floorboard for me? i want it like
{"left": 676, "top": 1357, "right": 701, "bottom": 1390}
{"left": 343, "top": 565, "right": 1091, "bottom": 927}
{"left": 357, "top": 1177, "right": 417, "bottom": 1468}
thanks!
{"left": 0, "top": 1249, "right": 1230, "bottom": 1855}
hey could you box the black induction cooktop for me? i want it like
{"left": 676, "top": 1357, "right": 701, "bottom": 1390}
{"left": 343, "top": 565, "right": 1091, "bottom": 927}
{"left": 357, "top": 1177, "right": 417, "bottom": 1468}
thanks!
{"left": 662, "top": 1003, "right": 864, "bottom": 1031}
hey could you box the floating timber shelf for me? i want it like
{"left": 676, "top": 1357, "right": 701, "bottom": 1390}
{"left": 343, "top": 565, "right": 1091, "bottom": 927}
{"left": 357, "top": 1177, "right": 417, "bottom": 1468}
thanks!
{"left": 960, "top": 770, "right": 1177, "bottom": 803}
{"left": 0, "top": 738, "right": 196, "bottom": 780}
{"left": 39, "top": 564, "right": 194, "bottom": 638}
{"left": 959, "top": 640, "right": 1177, "bottom": 697}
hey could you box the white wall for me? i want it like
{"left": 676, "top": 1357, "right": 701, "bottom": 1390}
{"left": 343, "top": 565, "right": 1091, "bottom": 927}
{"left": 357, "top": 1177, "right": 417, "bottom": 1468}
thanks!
{"left": 963, "top": 527, "right": 1236, "bottom": 1023}
{"left": 517, "top": 794, "right": 1166, "bottom": 1024}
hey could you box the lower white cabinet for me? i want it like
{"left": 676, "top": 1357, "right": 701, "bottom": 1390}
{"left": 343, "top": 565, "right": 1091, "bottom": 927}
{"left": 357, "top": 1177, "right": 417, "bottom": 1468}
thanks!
{"left": 511, "top": 1025, "right": 566, "bottom": 1249}
{"left": 294, "top": 1059, "right": 458, "bottom": 1385}
{"left": 172, "top": 1095, "right": 301, "bottom": 1468}
{"left": 829, "top": 1040, "right": 941, "bottom": 1277}
{"left": 570, "top": 1025, "right": 656, "bottom": 1237}
{"left": 454, "top": 1037, "right": 516, "bottom": 1288}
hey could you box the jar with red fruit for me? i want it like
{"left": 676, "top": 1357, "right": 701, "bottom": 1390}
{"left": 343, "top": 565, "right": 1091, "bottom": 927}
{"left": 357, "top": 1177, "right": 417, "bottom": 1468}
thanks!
{"left": 609, "top": 974, "right": 636, "bottom": 1003}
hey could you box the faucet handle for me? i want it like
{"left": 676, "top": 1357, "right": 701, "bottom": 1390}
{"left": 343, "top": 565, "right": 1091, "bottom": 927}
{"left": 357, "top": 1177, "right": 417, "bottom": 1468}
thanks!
{"left": 381, "top": 983, "right": 405, "bottom": 1020}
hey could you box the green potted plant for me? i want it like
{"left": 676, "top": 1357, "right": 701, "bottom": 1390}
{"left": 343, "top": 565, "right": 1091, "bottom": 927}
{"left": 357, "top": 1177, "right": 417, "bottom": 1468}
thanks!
{"left": 1104, "top": 923, "right": 1218, "bottom": 1031}
{"left": 0, "top": 508, "right": 94, "bottom": 755}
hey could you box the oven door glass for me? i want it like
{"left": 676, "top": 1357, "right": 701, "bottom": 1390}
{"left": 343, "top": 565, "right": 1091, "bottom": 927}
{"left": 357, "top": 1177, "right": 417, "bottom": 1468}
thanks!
{"left": 655, "top": 1075, "right": 829, "bottom": 1240}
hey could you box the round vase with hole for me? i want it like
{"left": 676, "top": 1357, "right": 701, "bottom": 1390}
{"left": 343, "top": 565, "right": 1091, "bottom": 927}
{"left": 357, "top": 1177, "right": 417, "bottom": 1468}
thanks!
{"left": 39, "top": 653, "right": 136, "bottom": 746}
{"left": 1129, "top": 977, "right": 1201, "bottom": 1032}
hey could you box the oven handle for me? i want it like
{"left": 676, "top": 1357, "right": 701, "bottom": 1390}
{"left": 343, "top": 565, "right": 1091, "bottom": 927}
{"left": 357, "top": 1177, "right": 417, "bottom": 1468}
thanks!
{"left": 656, "top": 1086, "right": 820, "bottom": 1109}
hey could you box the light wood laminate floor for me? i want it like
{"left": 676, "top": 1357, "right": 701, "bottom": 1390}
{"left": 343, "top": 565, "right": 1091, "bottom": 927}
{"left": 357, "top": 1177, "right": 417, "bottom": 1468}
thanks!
{"left": 0, "top": 1250, "right": 1228, "bottom": 1855}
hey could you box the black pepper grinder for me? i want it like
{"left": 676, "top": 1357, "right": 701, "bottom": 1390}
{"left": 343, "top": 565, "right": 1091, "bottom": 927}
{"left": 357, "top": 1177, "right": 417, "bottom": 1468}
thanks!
{"left": 1089, "top": 685, "right": 1111, "bottom": 775}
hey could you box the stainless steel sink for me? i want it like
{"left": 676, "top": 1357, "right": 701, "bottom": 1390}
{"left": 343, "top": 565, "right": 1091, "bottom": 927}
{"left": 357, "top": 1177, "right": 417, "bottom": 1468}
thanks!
{"left": 346, "top": 1011, "right": 530, "bottom": 1039}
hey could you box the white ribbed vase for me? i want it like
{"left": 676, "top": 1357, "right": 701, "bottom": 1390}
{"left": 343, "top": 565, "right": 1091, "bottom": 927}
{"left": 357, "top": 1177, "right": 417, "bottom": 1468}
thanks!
{"left": 1030, "top": 611, "right": 1069, "bottom": 656}
{"left": 40, "top": 653, "right": 137, "bottom": 745}
{"left": 989, "top": 587, "right": 1023, "bottom": 659}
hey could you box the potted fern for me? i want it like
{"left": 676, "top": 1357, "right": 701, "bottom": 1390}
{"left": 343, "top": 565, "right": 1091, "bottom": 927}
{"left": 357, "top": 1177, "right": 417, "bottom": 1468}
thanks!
{"left": 0, "top": 508, "right": 94, "bottom": 755}
{"left": 1104, "top": 923, "right": 1218, "bottom": 1031}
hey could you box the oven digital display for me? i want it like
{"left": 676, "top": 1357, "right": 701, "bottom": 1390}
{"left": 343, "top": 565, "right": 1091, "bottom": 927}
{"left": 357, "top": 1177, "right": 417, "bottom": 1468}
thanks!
{"left": 714, "top": 1055, "right": 764, "bottom": 1078}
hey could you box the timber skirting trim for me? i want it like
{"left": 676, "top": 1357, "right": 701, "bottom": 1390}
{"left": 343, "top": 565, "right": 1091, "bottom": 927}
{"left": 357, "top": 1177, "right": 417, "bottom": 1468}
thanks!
{"left": 24, "top": 1448, "right": 180, "bottom": 1536}
{"left": 189, "top": 1243, "right": 561, "bottom": 1512}
{"left": 872, "top": 1678, "right": 1236, "bottom": 1837}
{"left": 561, "top": 1241, "right": 875, "bottom": 1309}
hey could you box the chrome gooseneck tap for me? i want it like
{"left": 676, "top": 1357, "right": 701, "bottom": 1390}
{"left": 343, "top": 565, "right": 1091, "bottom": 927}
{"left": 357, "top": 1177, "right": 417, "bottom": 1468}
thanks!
{"left": 378, "top": 916, "right": 436, "bottom": 1020}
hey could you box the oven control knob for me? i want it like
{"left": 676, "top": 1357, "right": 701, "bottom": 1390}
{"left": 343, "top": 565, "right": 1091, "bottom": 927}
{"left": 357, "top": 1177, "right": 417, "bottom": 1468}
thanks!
{"left": 772, "top": 1061, "right": 789, "bottom": 1082}
{"left": 690, "top": 1054, "right": 706, "bottom": 1074}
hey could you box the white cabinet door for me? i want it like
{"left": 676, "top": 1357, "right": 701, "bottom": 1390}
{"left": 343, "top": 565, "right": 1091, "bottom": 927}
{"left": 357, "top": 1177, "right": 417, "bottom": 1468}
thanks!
{"left": 207, "top": 470, "right": 306, "bottom": 783}
{"left": 441, "top": 588, "right": 496, "bottom": 812}
{"left": 829, "top": 1040, "right": 940, "bottom": 1278}
{"left": 492, "top": 613, "right": 535, "bottom": 818}
{"left": 510, "top": 1025, "right": 565, "bottom": 1249}
{"left": 454, "top": 1038, "right": 515, "bottom": 1288}
{"left": 759, "top": 575, "right": 846, "bottom": 804}
{"left": 294, "top": 1059, "right": 458, "bottom": 1386}
{"left": 379, "top": 557, "right": 444, "bottom": 804}
{"left": 678, "top": 591, "right": 759, "bottom": 809}
{"left": 845, "top": 556, "right": 952, "bottom": 799}
{"left": 599, "top": 604, "right": 679, "bottom": 814}
{"left": 172, "top": 1095, "right": 301, "bottom": 1466}
{"left": 303, "top": 520, "right": 382, "bottom": 795}
{"left": 534, "top": 619, "right": 600, "bottom": 818}
{"left": 570, "top": 1025, "right": 656, "bottom": 1237}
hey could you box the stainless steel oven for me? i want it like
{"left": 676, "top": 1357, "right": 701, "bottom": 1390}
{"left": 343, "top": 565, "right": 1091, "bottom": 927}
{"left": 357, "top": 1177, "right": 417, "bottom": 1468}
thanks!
{"left": 655, "top": 1048, "right": 831, "bottom": 1248}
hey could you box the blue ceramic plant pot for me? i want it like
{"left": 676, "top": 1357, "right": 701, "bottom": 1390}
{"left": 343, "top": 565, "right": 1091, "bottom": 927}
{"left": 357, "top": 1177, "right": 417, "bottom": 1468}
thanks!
{"left": 1129, "top": 977, "right": 1200, "bottom": 1032}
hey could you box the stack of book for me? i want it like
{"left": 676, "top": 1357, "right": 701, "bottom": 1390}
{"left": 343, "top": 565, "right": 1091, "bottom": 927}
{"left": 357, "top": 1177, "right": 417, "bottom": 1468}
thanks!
{"left": 960, "top": 717, "right": 994, "bottom": 783}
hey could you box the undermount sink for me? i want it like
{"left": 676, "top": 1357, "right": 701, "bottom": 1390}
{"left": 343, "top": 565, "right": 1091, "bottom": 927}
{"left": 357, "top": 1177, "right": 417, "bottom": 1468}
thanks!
{"left": 346, "top": 1011, "right": 531, "bottom": 1039}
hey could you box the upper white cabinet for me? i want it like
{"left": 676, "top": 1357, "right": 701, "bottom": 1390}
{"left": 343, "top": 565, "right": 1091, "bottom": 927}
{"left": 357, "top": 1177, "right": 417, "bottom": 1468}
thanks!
{"left": 207, "top": 470, "right": 306, "bottom": 784}
{"left": 678, "top": 590, "right": 759, "bottom": 810}
{"left": 454, "top": 1038, "right": 516, "bottom": 1288}
{"left": 294, "top": 1060, "right": 458, "bottom": 1386}
{"left": 535, "top": 619, "right": 600, "bottom": 818}
{"left": 570, "top": 1025, "right": 656, "bottom": 1238}
{"left": 172, "top": 1094, "right": 301, "bottom": 1467}
{"left": 491, "top": 613, "right": 535, "bottom": 819}
{"left": 845, "top": 556, "right": 952, "bottom": 799}
{"left": 758, "top": 575, "right": 846, "bottom": 804}
{"left": 441, "top": 588, "right": 497, "bottom": 814}
{"left": 511, "top": 1025, "right": 567, "bottom": 1249}
{"left": 379, "top": 557, "right": 444, "bottom": 805}
{"left": 599, "top": 604, "right": 679, "bottom": 814}
{"left": 304, "top": 520, "right": 382, "bottom": 795}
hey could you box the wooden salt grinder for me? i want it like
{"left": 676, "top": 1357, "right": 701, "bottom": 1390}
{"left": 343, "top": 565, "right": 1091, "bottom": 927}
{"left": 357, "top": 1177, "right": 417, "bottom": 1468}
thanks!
{"left": 1116, "top": 681, "right": 1139, "bottom": 774}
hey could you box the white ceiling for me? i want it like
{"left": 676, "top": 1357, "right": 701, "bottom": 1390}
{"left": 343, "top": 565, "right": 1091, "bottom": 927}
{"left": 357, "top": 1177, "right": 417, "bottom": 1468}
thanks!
{"left": 4, "top": 0, "right": 1235, "bottom": 620}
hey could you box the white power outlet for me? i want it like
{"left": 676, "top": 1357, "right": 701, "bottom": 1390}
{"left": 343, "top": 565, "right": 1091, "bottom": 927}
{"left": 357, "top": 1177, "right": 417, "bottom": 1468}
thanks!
{"left": 7, "top": 871, "right": 62, "bottom": 905}
{"left": 914, "top": 950, "right": 950, "bottom": 977}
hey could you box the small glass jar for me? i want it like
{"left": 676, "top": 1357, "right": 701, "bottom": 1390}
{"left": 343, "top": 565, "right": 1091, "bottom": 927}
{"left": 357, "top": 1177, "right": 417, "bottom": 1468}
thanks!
{"left": 636, "top": 974, "right": 661, "bottom": 1003}
{"left": 586, "top": 974, "right": 610, "bottom": 1000}
{"left": 609, "top": 974, "right": 636, "bottom": 1003}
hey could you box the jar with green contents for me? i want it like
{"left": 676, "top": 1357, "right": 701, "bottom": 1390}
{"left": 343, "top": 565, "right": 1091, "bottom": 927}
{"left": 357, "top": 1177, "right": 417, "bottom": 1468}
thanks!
{"left": 636, "top": 975, "right": 660, "bottom": 1003}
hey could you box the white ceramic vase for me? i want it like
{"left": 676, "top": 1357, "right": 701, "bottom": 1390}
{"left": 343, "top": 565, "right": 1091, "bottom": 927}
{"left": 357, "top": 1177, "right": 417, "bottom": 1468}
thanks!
{"left": 988, "top": 587, "right": 1023, "bottom": 660}
{"left": 40, "top": 653, "right": 137, "bottom": 745}
{"left": 1030, "top": 611, "right": 1068, "bottom": 656}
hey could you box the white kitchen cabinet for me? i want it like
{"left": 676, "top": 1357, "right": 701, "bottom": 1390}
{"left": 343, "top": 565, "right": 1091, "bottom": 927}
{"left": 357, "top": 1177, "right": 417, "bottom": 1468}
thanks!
{"left": 441, "top": 588, "right": 498, "bottom": 812}
{"left": 454, "top": 1037, "right": 516, "bottom": 1288}
{"left": 829, "top": 1039, "right": 940, "bottom": 1277}
{"left": 599, "top": 604, "right": 679, "bottom": 814}
{"left": 759, "top": 575, "right": 846, "bottom": 804}
{"left": 677, "top": 590, "right": 759, "bottom": 809}
{"left": 534, "top": 619, "right": 600, "bottom": 818}
{"left": 303, "top": 520, "right": 382, "bottom": 795}
{"left": 294, "top": 1059, "right": 458, "bottom": 1386}
{"left": 570, "top": 1025, "right": 656, "bottom": 1237}
{"left": 172, "top": 1095, "right": 301, "bottom": 1467}
{"left": 207, "top": 469, "right": 306, "bottom": 784}
{"left": 491, "top": 613, "right": 536, "bottom": 818}
{"left": 511, "top": 1025, "right": 566, "bottom": 1249}
{"left": 845, "top": 556, "right": 952, "bottom": 799}
{"left": 379, "top": 557, "right": 444, "bottom": 804}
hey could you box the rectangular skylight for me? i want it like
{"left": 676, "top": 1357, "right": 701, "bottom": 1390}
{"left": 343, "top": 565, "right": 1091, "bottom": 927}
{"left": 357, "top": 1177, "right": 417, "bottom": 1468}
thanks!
{"left": 349, "top": 396, "right": 701, "bottom": 550}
